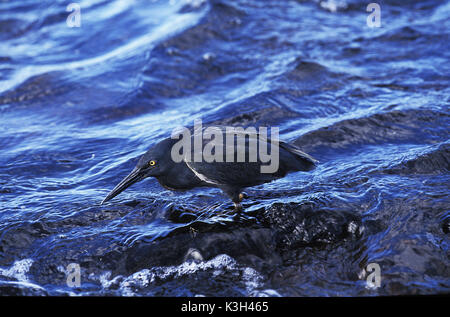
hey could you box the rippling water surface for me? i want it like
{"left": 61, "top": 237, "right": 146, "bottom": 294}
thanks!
{"left": 0, "top": 0, "right": 449, "bottom": 296}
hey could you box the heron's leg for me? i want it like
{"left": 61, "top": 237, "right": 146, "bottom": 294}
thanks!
{"left": 233, "top": 193, "right": 246, "bottom": 211}
{"left": 232, "top": 193, "right": 243, "bottom": 211}
{"left": 219, "top": 186, "right": 243, "bottom": 211}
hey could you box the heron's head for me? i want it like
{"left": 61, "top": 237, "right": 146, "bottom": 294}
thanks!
{"left": 101, "top": 139, "right": 175, "bottom": 204}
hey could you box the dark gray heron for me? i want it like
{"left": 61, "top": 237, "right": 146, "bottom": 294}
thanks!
{"left": 101, "top": 127, "right": 317, "bottom": 209}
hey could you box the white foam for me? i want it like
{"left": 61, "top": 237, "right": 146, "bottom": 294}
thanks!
{"left": 0, "top": 259, "right": 34, "bottom": 282}
{"left": 318, "top": 0, "right": 348, "bottom": 13}
{"left": 91, "top": 254, "right": 275, "bottom": 296}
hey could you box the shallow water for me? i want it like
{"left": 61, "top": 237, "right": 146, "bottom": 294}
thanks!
{"left": 0, "top": 0, "right": 449, "bottom": 296}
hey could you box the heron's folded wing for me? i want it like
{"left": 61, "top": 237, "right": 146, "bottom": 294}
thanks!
{"left": 185, "top": 160, "right": 277, "bottom": 187}
{"left": 185, "top": 131, "right": 280, "bottom": 186}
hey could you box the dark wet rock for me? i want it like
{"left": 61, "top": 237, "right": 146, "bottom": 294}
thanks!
{"left": 0, "top": 73, "right": 72, "bottom": 107}
{"left": 278, "top": 58, "right": 347, "bottom": 94}
{"left": 211, "top": 103, "right": 300, "bottom": 127}
{"left": 383, "top": 143, "right": 450, "bottom": 175}
{"left": 119, "top": 201, "right": 364, "bottom": 277}
{"left": 260, "top": 202, "right": 363, "bottom": 250}
{"left": 441, "top": 213, "right": 450, "bottom": 235}
{"left": 163, "top": 1, "right": 246, "bottom": 50}
{"left": 119, "top": 221, "right": 275, "bottom": 275}
{"left": 142, "top": 1, "right": 250, "bottom": 99}
{"left": 286, "top": 59, "right": 337, "bottom": 83}
{"left": 294, "top": 109, "right": 450, "bottom": 154}
{"left": 0, "top": 222, "right": 54, "bottom": 265}
{"left": 0, "top": 280, "right": 48, "bottom": 296}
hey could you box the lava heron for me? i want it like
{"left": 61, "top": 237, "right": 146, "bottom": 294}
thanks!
{"left": 101, "top": 127, "right": 317, "bottom": 209}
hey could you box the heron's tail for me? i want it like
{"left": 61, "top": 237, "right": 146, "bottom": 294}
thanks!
{"left": 280, "top": 141, "right": 318, "bottom": 171}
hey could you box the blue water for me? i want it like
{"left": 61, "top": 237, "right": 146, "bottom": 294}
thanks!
{"left": 0, "top": 0, "right": 449, "bottom": 296}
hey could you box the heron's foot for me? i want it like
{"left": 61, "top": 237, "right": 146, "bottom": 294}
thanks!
{"left": 233, "top": 202, "right": 243, "bottom": 211}
{"left": 189, "top": 226, "right": 198, "bottom": 238}
{"left": 232, "top": 202, "right": 243, "bottom": 221}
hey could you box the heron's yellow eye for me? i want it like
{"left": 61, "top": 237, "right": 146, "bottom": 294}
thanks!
{"left": 149, "top": 160, "right": 156, "bottom": 166}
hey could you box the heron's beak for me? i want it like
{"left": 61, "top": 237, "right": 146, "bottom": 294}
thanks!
{"left": 101, "top": 167, "right": 144, "bottom": 205}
